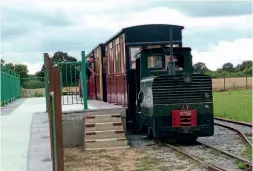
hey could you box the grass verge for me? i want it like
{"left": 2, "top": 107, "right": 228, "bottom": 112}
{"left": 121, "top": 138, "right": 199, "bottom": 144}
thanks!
{"left": 64, "top": 147, "right": 168, "bottom": 171}
{"left": 213, "top": 90, "right": 252, "bottom": 122}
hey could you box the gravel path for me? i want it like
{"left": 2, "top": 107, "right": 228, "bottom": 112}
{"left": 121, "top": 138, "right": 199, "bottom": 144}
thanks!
{"left": 127, "top": 134, "right": 206, "bottom": 171}
{"left": 177, "top": 144, "right": 241, "bottom": 171}
{"left": 214, "top": 119, "right": 253, "bottom": 145}
{"left": 214, "top": 119, "right": 252, "bottom": 135}
{"left": 198, "top": 125, "right": 248, "bottom": 160}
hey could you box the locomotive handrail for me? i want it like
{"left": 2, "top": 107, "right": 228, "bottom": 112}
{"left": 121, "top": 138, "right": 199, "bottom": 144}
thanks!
{"left": 126, "top": 40, "right": 182, "bottom": 46}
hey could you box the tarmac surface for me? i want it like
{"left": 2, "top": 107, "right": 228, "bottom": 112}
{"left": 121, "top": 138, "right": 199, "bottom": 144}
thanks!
{"left": 0, "top": 97, "right": 122, "bottom": 171}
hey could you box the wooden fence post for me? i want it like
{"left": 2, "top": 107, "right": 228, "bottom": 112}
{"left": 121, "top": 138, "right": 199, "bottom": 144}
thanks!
{"left": 52, "top": 66, "right": 64, "bottom": 171}
{"left": 246, "top": 76, "right": 248, "bottom": 89}
{"left": 224, "top": 76, "right": 226, "bottom": 91}
{"left": 46, "top": 55, "right": 64, "bottom": 171}
{"left": 45, "top": 54, "right": 55, "bottom": 171}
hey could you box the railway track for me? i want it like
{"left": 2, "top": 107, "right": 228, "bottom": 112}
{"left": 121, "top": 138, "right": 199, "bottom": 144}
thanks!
{"left": 161, "top": 140, "right": 252, "bottom": 171}
{"left": 158, "top": 118, "right": 253, "bottom": 171}
{"left": 214, "top": 118, "right": 252, "bottom": 147}
{"left": 160, "top": 141, "right": 228, "bottom": 171}
{"left": 214, "top": 117, "right": 253, "bottom": 127}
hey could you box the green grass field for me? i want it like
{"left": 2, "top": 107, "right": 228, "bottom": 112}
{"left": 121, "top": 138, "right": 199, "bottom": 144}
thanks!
{"left": 213, "top": 90, "right": 252, "bottom": 122}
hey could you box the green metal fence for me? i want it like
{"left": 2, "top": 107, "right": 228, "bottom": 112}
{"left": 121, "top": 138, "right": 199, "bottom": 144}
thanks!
{"left": 56, "top": 61, "right": 82, "bottom": 105}
{"left": 0, "top": 66, "right": 21, "bottom": 106}
{"left": 44, "top": 51, "right": 88, "bottom": 111}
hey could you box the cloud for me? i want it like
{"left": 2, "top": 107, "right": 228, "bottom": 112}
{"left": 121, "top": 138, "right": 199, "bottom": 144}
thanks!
{"left": 192, "top": 38, "right": 253, "bottom": 70}
{"left": 153, "top": 1, "right": 252, "bottom": 17}
{"left": 82, "top": 7, "right": 251, "bottom": 30}
{"left": 1, "top": 0, "right": 251, "bottom": 74}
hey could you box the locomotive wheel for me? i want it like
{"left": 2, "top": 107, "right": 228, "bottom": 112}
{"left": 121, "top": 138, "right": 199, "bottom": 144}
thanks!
{"left": 132, "top": 122, "right": 141, "bottom": 134}
{"left": 139, "top": 123, "right": 144, "bottom": 133}
{"left": 147, "top": 127, "right": 153, "bottom": 139}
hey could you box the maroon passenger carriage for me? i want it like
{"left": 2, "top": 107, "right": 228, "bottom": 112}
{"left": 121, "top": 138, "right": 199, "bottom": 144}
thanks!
{"left": 80, "top": 24, "right": 184, "bottom": 126}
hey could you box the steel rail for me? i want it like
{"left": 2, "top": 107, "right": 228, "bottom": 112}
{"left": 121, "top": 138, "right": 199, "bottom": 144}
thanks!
{"left": 158, "top": 141, "right": 228, "bottom": 171}
{"left": 214, "top": 122, "right": 252, "bottom": 147}
{"left": 214, "top": 117, "right": 252, "bottom": 127}
{"left": 197, "top": 141, "right": 252, "bottom": 171}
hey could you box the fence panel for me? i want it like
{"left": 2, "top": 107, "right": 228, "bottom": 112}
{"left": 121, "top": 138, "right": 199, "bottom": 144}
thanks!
{"left": 55, "top": 62, "right": 82, "bottom": 105}
{"left": 20, "top": 77, "right": 45, "bottom": 98}
{"left": 212, "top": 76, "right": 252, "bottom": 91}
{"left": 44, "top": 51, "right": 88, "bottom": 109}
{"left": 0, "top": 66, "right": 21, "bottom": 106}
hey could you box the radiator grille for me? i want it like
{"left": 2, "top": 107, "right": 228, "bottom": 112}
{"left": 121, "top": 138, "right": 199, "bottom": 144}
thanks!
{"left": 152, "top": 74, "right": 212, "bottom": 104}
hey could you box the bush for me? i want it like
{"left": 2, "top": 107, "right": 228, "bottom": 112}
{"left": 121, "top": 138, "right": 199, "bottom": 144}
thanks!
{"left": 205, "top": 69, "right": 252, "bottom": 78}
{"left": 22, "top": 79, "right": 44, "bottom": 89}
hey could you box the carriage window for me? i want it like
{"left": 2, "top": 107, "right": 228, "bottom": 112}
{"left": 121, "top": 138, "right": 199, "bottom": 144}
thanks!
{"left": 148, "top": 55, "right": 165, "bottom": 70}
{"left": 129, "top": 47, "right": 141, "bottom": 69}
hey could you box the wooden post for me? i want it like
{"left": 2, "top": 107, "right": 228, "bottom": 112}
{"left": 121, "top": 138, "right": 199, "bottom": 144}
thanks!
{"left": 246, "top": 76, "right": 248, "bottom": 89}
{"left": 44, "top": 53, "right": 49, "bottom": 112}
{"left": 224, "top": 76, "right": 226, "bottom": 91}
{"left": 45, "top": 54, "right": 55, "bottom": 171}
{"left": 52, "top": 66, "right": 64, "bottom": 171}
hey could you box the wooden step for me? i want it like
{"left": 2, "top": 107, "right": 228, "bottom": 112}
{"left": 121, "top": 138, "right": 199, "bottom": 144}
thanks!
{"left": 85, "top": 130, "right": 125, "bottom": 140}
{"left": 85, "top": 122, "right": 124, "bottom": 131}
{"left": 84, "top": 138, "right": 129, "bottom": 150}
{"left": 85, "top": 114, "right": 121, "bottom": 123}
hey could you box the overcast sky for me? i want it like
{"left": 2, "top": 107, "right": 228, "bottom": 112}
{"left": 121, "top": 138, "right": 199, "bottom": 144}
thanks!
{"left": 1, "top": 0, "right": 252, "bottom": 74}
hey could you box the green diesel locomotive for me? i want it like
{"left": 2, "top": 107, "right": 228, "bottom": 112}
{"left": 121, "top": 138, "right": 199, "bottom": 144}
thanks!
{"left": 132, "top": 47, "right": 214, "bottom": 142}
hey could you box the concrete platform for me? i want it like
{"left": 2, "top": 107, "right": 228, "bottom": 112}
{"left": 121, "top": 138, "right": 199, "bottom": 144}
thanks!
{"left": 0, "top": 97, "right": 125, "bottom": 171}
{"left": 62, "top": 108, "right": 126, "bottom": 147}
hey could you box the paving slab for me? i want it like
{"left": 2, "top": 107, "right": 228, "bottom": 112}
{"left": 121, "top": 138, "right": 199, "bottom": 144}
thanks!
{"left": 0, "top": 98, "right": 46, "bottom": 171}
{"left": 27, "top": 113, "right": 52, "bottom": 171}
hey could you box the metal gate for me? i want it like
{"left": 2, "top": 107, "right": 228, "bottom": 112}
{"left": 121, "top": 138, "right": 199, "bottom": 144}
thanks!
{"left": 44, "top": 51, "right": 88, "bottom": 110}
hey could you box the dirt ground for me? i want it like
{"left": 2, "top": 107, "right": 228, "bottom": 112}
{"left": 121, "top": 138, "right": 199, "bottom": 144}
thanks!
{"left": 64, "top": 147, "right": 170, "bottom": 171}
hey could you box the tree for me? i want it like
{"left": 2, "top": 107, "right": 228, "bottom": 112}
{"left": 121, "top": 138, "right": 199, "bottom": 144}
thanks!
{"left": 222, "top": 62, "right": 234, "bottom": 72}
{"left": 35, "top": 65, "right": 45, "bottom": 82}
{"left": 52, "top": 51, "right": 77, "bottom": 63}
{"left": 1, "top": 60, "right": 29, "bottom": 78}
{"left": 241, "top": 60, "right": 252, "bottom": 71}
{"left": 4, "top": 63, "right": 15, "bottom": 71}
{"left": 234, "top": 64, "right": 242, "bottom": 72}
{"left": 14, "top": 64, "right": 29, "bottom": 78}
{"left": 193, "top": 62, "right": 209, "bottom": 73}
{"left": 1, "top": 59, "right": 4, "bottom": 67}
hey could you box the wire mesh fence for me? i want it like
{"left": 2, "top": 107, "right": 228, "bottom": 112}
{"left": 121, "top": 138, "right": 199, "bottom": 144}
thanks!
{"left": 212, "top": 76, "right": 252, "bottom": 91}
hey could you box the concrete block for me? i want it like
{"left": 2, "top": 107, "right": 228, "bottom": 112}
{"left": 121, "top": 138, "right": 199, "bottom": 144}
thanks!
{"left": 85, "top": 122, "right": 124, "bottom": 131}
{"left": 84, "top": 138, "right": 128, "bottom": 150}
{"left": 62, "top": 106, "right": 127, "bottom": 147}
{"left": 85, "top": 114, "right": 122, "bottom": 123}
{"left": 63, "top": 130, "right": 84, "bottom": 147}
{"left": 85, "top": 130, "right": 125, "bottom": 140}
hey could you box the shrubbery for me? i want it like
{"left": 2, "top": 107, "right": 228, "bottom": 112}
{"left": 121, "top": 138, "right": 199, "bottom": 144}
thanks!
{"left": 21, "top": 79, "right": 44, "bottom": 89}
{"left": 205, "top": 67, "right": 252, "bottom": 78}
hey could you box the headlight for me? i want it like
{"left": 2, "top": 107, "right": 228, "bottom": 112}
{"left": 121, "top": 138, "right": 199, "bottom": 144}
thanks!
{"left": 204, "top": 93, "right": 209, "bottom": 98}
{"left": 184, "top": 75, "right": 191, "bottom": 83}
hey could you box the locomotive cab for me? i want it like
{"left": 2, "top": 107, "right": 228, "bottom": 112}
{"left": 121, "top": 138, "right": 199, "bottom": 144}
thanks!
{"left": 133, "top": 47, "right": 214, "bottom": 142}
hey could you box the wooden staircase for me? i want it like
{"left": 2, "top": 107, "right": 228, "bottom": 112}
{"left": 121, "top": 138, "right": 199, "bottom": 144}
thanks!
{"left": 84, "top": 114, "right": 129, "bottom": 150}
